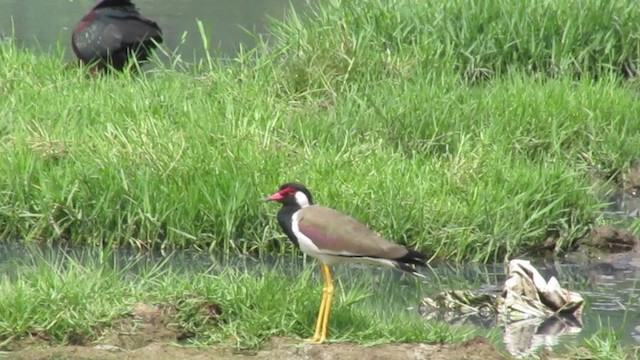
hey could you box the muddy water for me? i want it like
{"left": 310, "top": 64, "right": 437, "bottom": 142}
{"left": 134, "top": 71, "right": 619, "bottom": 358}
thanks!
{"left": 0, "top": 0, "right": 309, "bottom": 60}
{"left": 0, "top": 243, "right": 638, "bottom": 357}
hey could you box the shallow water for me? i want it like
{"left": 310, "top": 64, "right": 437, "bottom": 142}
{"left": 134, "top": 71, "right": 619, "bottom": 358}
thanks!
{"left": 0, "top": 0, "right": 310, "bottom": 60}
{"left": 0, "top": 243, "right": 638, "bottom": 357}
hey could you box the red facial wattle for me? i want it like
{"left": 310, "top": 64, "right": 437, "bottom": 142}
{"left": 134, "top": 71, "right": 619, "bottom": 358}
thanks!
{"left": 266, "top": 187, "right": 295, "bottom": 202}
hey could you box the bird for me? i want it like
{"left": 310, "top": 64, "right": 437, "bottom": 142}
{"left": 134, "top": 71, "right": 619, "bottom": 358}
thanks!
{"left": 264, "top": 182, "right": 429, "bottom": 344}
{"left": 71, "top": 0, "right": 163, "bottom": 73}
{"left": 0, "top": 32, "right": 10, "bottom": 44}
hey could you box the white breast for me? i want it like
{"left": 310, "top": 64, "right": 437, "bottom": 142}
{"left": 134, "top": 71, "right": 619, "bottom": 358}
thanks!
{"left": 291, "top": 210, "right": 342, "bottom": 265}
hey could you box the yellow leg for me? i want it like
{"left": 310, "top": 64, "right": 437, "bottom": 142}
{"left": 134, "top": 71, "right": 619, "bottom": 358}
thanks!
{"left": 306, "top": 263, "right": 334, "bottom": 344}
{"left": 307, "top": 265, "right": 327, "bottom": 343}
{"left": 318, "top": 263, "right": 334, "bottom": 344}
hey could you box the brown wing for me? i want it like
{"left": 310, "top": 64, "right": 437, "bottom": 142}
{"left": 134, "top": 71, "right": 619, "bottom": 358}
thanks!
{"left": 297, "top": 206, "right": 408, "bottom": 259}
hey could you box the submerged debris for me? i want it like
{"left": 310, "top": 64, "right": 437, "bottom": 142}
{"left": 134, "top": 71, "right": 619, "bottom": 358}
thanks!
{"left": 419, "top": 259, "right": 584, "bottom": 358}
{"left": 419, "top": 289, "right": 499, "bottom": 327}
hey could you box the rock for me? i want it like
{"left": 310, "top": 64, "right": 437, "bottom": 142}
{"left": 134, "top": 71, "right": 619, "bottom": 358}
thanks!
{"left": 566, "top": 226, "right": 640, "bottom": 269}
{"left": 93, "top": 344, "right": 124, "bottom": 352}
{"left": 582, "top": 226, "right": 639, "bottom": 252}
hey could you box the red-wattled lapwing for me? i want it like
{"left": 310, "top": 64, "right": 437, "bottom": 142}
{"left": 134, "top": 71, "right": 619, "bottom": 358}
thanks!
{"left": 72, "top": 0, "right": 162, "bottom": 74}
{"left": 265, "top": 182, "right": 429, "bottom": 344}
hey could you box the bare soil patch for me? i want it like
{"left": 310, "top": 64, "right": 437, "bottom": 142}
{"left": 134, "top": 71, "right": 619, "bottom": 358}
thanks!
{"left": 4, "top": 335, "right": 506, "bottom": 360}
{"left": 1, "top": 301, "right": 508, "bottom": 359}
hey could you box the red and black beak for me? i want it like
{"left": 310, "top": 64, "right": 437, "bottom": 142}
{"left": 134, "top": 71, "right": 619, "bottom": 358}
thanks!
{"left": 264, "top": 191, "right": 284, "bottom": 202}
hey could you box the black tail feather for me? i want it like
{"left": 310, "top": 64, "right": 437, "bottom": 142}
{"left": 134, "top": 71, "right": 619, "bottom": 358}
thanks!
{"left": 394, "top": 261, "right": 427, "bottom": 279}
{"left": 395, "top": 248, "right": 429, "bottom": 267}
{"left": 331, "top": 247, "right": 431, "bottom": 279}
{"left": 393, "top": 248, "right": 430, "bottom": 279}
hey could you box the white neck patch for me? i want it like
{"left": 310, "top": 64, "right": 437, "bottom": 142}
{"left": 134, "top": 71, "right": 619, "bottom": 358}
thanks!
{"left": 295, "top": 191, "right": 310, "bottom": 208}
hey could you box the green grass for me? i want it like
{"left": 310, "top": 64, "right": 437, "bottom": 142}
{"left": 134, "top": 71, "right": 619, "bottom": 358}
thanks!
{"left": 0, "top": 248, "right": 467, "bottom": 349}
{"left": 2, "top": 1, "right": 640, "bottom": 357}
{"left": 275, "top": 0, "right": 640, "bottom": 85}
{"left": 565, "top": 330, "right": 639, "bottom": 360}
{"left": 1, "top": 0, "right": 640, "bottom": 262}
{"left": 0, "top": 249, "right": 638, "bottom": 359}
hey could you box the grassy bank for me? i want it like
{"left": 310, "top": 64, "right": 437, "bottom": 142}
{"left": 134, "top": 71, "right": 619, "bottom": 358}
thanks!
{"left": 0, "top": 249, "right": 637, "bottom": 360}
{"left": 0, "top": 248, "right": 464, "bottom": 349}
{"left": 1, "top": 0, "right": 640, "bottom": 262}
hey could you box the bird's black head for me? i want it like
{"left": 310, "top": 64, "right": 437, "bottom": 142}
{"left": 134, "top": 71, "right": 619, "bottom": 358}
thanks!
{"left": 93, "top": 0, "right": 134, "bottom": 10}
{"left": 264, "top": 182, "right": 314, "bottom": 208}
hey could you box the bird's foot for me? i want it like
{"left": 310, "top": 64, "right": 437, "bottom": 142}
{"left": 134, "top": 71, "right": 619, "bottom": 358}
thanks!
{"left": 305, "top": 336, "right": 326, "bottom": 345}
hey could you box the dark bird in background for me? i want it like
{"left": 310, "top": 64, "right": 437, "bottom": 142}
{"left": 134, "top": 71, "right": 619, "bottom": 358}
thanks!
{"left": 71, "top": 0, "right": 163, "bottom": 73}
